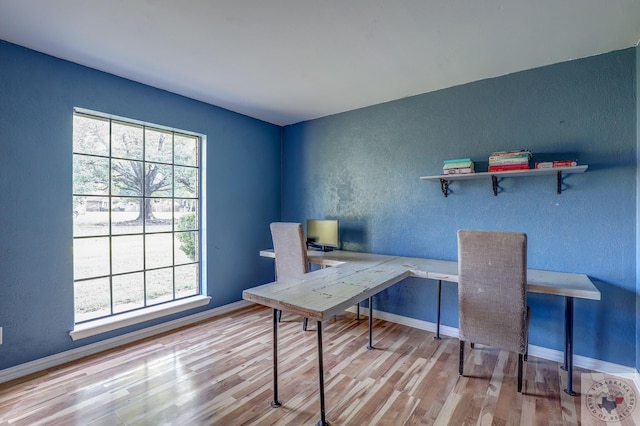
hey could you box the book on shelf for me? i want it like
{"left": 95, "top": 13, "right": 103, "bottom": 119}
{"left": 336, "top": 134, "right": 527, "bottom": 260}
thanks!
{"left": 488, "top": 156, "right": 531, "bottom": 165}
{"left": 442, "top": 157, "right": 474, "bottom": 175}
{"left": 488, "top": 164, "right": 530, "bottom": 172}
{"left": 534, "top": 160, "right": 578, "bottom": 169}
{"left": 443, "top": 160, "right": 474, "bottom": 169}
{"left": 442, "top": 167, "right": 474, "bottom": 175}
{"left": 443, "top": 157, "right": 472, "bottom": 164}
{"left": 489, "top": 149, "right": 532, "bottom": 158}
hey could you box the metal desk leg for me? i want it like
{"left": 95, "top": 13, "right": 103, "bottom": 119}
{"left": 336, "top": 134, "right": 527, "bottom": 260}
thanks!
{"left": 270, "top": 309, "right": 282, "bottom": 408}
{"left": 316, "top": 320, "right": 330, "bottom": 426}
{"left": 434, "top": 280, "right": 442, "bottom": 340}
{"left": 356, "top": 302, "right": 361, "bottom": 320}
{"left": 563, "top": 296, "right": 577, "bottom": 396}
{"left": 366, "top": 296, "right": 374, "bottom": 350}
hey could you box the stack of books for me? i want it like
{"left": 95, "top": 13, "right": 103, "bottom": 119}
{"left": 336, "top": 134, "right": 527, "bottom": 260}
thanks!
{"left": 442, "top": 158, "right": 474, "bottom": 175}
{"left": 488, "top": 150, "right": 531, "bottom": 172}
{"left": 534, "top": 160, "right": 578, "bottom": 169}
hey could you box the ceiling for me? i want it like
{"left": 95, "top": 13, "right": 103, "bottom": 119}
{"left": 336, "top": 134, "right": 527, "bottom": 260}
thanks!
{"left": 1, "top": 1, "right": 639, "bottom": 126}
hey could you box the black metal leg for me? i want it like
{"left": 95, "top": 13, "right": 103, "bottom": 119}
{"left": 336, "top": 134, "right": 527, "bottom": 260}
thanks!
{"left": 518, "top": 354, "right": 524, "bottom": 393}
{"left": 356, "top": 302, "right": 361, "bottom": 320}
{"left": 271, "top": 309, "right": 282, "bottom": 408}
{"left": 277, "top": 309, "right": 282, "bottom": 323}
{"left": 459, "top": 340, "right": 464, "bottom": 375}
{"left": 434, "top": 280, "right": 442, "bottom": 340}
{"left": 366, "top": 296, "right": 374, "bottom": 350}
{"left": 563, "top": 296, "right": 576, "bottom": 396}
{"left": 316, "top": 320, "right": 330, "bottom": 426}
{"left": 303, "top": 317, "right": 308, "bottom": 331}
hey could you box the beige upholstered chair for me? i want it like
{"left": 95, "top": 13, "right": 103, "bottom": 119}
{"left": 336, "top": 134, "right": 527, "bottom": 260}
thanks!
{"left": 270, "top": 222, "right": 310, "bottom": 330}
{"left": 457, "top": 229, "right": 529, "bottom": 392}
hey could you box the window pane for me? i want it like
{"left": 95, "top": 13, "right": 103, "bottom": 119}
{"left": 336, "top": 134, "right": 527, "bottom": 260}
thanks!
{"left": 73, "top": 114, "right": 109, "bottom": 156}
{"left": 145, "top": 128, "right": 172, "bottom": 163}
{"left": 146, "top": 268, "right": 174, "bottom": 305}
{"left": 73, "top": 155, "right": 110, "bottom": 195}
{"left": 174, "top": 134, "right": 198, "bottom": 166}
{"left": 176, "top": 264, "right": 198, "bottom": 298}
{"left": 112, "top": 197, "right": 143, "bottom": 234}
{"left": 74, "top": 237, "right": 110, "bottom": 280}
{"left": 112, "top": 159, "right": 143, "bottom": 196}
{"left": 146, "top": 233, "right": 173, "bottom": 269}
{"left": 113, "top": 272, "right": 144, "bottom": 313}
{"left": 74, "top": 196, "right": 109, "bottom": 237}
{"left": 147, "top": 198, "right": 172, "bottom": 233}
{"left": 175, "top": 166, "right": 197, "bottom": 198}
{"left": 175, "top": 209, "right": 198, "bottom": 232}
{"left": 175, "top": 231, "right": 198, "bottom": 264}
{"left": 145, "top": 163, "right": 172, "bottom": 197}
{"left": 112, "top": 121, "right": 143, "bottom": 160}
{"left": 74, "top": 277, "right": 111, "bottom": 322}
{"left": 112, "top": 235, "right": 144, "bottom": 274}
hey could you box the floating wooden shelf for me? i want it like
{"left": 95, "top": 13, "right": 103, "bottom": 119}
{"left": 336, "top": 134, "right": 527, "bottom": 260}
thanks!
{"left": 420, "top": 165, "right": 588, "bottom": 197}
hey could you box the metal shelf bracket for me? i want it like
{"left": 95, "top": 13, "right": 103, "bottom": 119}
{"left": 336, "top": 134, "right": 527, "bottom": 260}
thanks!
{"left": 439, "top": 178, "right": 449, "bottom": 197}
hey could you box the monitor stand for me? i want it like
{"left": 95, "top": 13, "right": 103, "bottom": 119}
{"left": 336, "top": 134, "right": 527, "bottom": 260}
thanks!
{"left": 308, "top": 243, "right": 334, "bottom": 252}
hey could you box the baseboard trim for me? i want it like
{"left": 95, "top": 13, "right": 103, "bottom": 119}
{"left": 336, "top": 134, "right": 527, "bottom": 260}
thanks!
{"left": 0, "top": 300, "right": 252, "bottom": 384}
{"left": 345, "top": 306, "right": 638, "bottom": 379}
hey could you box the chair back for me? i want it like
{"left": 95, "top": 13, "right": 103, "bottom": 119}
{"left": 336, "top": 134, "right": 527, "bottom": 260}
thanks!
{"left": 270, "top": 222, "right": 309, "bottom": 280}
{"left": 457, "top": 230, "right": 527, "bottom": 354}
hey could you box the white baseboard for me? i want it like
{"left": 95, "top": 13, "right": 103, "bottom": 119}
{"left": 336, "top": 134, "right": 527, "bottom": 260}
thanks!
{"left": 0, "top": 300, "right": 252, "bottom": 384}
{"left": 345, "top": 306, "right": 639, "bottom": 380}
{"left": 2, "top": 301, "right": 637, "bottom": 389}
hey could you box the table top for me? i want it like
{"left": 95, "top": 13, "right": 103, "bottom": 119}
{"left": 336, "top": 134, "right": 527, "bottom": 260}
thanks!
{"left": 244, "top": 249, "right": 600, "bottom": 321}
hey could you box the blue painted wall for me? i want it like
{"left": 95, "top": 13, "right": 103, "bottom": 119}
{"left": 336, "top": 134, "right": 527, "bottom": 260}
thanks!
{"left": 283, "top": 48, "right": 637, "bottom": 366}
{"left": 0, "top": 41, "right": 281, "bottom": 369}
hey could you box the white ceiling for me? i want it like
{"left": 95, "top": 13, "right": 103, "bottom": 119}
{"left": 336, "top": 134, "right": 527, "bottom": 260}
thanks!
{"left": 1, "top": 0, "right": 639, "bottom": 126}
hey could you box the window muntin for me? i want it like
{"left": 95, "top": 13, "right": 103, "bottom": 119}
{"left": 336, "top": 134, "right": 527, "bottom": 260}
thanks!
{"left": 72, "top": 111, "right": 201, "bottom": 323}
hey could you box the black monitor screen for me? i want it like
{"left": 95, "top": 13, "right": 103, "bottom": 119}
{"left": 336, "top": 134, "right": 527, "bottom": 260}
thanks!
{"left": 306, "top": 219, "right": 339, "bottom": 250}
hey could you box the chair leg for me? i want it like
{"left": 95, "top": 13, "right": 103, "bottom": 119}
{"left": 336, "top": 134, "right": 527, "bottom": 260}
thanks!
{"left": 459, "top": 340, "right": 465, "bottom": 375}
{"left": 470, "top": 342, "right": 475, "bottom": 349}
{"left": 302, "top": 317, "right": 308, "bottom": 331}
{"left": 517, "top": 353, "right": 524, "bottom": 393}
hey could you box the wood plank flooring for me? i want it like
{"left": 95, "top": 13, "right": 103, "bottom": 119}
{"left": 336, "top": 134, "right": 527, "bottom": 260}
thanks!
{"left": 0, "top": 304, "right": 594, "bottom": 425}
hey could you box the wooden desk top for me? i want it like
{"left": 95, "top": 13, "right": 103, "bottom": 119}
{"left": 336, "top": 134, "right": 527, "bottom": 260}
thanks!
{"left": 245, "top": 250, "right": 600, "bottom": 321}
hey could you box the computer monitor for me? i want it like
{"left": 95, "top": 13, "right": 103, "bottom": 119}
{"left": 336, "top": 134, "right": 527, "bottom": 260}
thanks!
{"left": 306, "top": 219, "right": 339, "bottom": 251}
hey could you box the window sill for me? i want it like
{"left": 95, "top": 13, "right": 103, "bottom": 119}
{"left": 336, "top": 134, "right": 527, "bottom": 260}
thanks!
{"left": 69, "top": 295, "right": 211, "bottom": 341}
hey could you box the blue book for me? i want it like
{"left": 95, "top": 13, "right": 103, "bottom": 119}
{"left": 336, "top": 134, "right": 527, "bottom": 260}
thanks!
{"left": 443, "top": 157, "right": 472, "bottom": 164}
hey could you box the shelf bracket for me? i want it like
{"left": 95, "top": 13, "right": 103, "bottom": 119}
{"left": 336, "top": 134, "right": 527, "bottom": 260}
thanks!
{"left": 557, "top": 171, "right": 562, "bottom": 194}
{"left": 491, "top": 175, "right": 498, "bottom": 196}
{"left": 439, "top": 178, "right": 449, "bottom": 197}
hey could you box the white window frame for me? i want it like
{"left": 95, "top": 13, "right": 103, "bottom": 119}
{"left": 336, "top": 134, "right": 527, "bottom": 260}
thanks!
{"left": 70, "top": 108, "right": 209, "bottom": 340}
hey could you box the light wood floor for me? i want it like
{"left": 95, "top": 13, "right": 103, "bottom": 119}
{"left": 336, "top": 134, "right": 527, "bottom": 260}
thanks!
{"left": 0, "top": 304, "right": 595, "bottom": 425}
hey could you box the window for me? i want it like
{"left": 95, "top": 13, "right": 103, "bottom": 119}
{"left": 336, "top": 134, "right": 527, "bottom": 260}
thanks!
{"left": 73, "top": 111, "right": 202, "bottom": 324}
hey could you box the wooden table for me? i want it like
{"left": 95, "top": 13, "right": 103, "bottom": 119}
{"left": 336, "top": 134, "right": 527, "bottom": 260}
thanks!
{"left": 244, "top": 249, "right": 600, "bottom": 425}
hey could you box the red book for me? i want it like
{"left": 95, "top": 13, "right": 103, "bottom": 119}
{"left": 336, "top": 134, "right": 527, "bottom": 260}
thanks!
{"left": 535, "top": 160, "right": 578, "bottom": 169}
{"left": 488, "top": 164, "right": 530, "bottom": 172}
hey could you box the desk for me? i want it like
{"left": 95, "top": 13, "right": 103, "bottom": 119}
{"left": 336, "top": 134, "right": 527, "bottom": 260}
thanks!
{"left": 244, "top": 250, "right": 600, "bottom": 425}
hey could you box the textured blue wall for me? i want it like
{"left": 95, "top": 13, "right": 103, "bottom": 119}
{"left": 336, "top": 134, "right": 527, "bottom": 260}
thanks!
{"left": 283, "top": 48, "right": 637, "bottom": 366}
{"left": 0, "top": 41, "right": 281, "bottom": 369}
